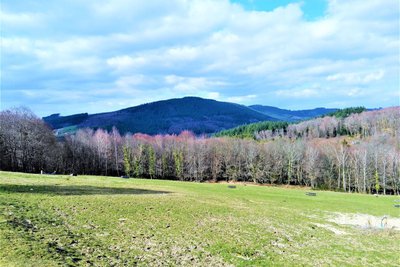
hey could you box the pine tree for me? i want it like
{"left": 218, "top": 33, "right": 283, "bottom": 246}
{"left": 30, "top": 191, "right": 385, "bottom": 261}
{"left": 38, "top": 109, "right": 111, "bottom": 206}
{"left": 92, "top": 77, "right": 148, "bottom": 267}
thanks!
{"left": 173, "top": 150, "right": 183, "bottom": 179}
{"left": 148, "top": 145, "right": 156, "bottom": 179}
{"left": 123, "top": 146, "right": 131, "bottom": 177}
{"left": 374, "top": 170, "right": 380, "bottom": 193}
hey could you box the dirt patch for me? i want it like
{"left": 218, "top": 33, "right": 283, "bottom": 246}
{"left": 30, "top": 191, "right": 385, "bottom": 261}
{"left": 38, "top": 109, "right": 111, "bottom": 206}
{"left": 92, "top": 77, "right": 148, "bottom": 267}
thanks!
{"left": 328, "top": 213, "right": 400, "bottom": 231}
{"left": 313, "top": 223, "right": 348, "bottom": 235}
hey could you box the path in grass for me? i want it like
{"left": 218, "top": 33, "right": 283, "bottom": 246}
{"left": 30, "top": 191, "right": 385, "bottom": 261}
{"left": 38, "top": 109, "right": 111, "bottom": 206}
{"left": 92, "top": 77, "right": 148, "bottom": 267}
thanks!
{"left": 0, "top": 171, "right": 399, "bottom": 266}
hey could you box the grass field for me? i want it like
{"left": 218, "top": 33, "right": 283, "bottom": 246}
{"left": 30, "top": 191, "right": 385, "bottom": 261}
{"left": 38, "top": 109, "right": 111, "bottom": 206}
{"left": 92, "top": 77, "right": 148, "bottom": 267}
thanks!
{"left": 0, "top": 171, "right": 399, "bottom": 266}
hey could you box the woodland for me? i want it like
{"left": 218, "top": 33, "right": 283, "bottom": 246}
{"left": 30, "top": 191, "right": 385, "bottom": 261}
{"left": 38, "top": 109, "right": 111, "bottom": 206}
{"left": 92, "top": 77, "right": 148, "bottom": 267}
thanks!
{"left": 1, "top": 107, "right": 399, "bottom": 194}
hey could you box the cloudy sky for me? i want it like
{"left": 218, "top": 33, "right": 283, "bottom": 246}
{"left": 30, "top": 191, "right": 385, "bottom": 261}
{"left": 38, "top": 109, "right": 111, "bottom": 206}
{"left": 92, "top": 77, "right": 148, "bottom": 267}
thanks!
{"left": 1, "top": 0, "right": 399, "bottom": 116}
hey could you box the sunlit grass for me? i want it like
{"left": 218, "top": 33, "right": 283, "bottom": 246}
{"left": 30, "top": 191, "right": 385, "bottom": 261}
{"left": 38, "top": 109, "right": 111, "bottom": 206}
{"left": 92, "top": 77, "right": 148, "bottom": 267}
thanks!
{"left": 1, "top": 171, "right": 399, "bottom": 266}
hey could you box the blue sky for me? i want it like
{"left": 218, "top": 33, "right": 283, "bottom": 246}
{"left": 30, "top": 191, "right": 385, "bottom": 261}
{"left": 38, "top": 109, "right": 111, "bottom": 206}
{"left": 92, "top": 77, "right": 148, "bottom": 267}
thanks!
{"left": 232, "top": 0, "right": 327, "bottom": 19}
{"left": 1, "top": 0, "right": 399, "bottom": 116}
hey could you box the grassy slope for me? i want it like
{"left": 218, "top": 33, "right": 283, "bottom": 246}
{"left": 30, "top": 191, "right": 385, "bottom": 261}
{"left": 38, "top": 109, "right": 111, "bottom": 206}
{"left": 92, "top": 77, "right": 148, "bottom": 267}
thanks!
{"left": 0, "top": 171, "right": 399, "bottom": 266}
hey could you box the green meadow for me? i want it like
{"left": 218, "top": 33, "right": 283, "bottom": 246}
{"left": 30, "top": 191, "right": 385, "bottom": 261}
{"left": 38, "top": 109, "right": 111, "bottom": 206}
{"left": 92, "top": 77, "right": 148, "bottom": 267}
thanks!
{"left": 0, "top": 171, "right": 399, "bottom": 266}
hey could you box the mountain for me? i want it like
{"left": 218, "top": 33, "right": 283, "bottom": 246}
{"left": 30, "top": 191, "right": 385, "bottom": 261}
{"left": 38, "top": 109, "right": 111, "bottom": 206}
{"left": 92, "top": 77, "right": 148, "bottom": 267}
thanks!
{"left": 43, "top": 113, "right": 89, "bottom": 129}
{"left": 43, "top": 97, "right": 276, "bottom": 135}
{"left": 248, "top": 105, "right": 338, "bottom": 121}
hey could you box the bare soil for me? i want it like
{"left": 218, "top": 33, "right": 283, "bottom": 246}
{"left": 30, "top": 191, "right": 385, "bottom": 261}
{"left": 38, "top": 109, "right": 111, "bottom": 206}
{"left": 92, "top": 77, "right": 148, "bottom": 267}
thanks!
{"left": 328, "top": 212, "right": 400, "bottom": 231}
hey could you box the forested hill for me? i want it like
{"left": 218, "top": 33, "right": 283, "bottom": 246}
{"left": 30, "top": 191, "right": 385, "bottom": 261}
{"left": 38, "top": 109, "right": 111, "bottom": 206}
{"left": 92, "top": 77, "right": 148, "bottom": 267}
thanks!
{"left": 214, "top": 121, "right": 289, "bottom": 139}
{"left": 249, "top": 105, "right": 337, "bottom": 121}
{"left": 214, "top": 106, "right": 375, "bottom": 139}
{"left": 3, "top": 106, "right": 398, "bottom": 194}
{"left": 43, "top": 97, "right": 276, "bottom": 135}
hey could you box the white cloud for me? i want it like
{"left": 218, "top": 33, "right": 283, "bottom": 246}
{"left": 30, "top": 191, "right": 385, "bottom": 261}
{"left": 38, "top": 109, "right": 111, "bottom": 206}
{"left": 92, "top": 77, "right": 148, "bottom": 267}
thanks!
{"left": 164, "top": 75, "right": 228, "bottom": 94}
{"left": 1, "top": 0, "right": 399, "bottom": 115}
{"left": 308, "top": 19, "right": 338, "bottom": 39}
{"left": 166, "top": 46, "right": 199, "bottom": 61}
{"left": 345, "top": 88, "right": 363, "bottom": 97}
{"left": 206, "top": 92, "right": 221, "bottom": 99}
{"left": 326, "top": 70, "right": 385, "bottom": 84}
{"left": 275, "top": 88, "right": 319, "bottom": 98}
{"left": 0, "top": 10, "right": 43, "bottom": 28}
{"left": 107, "top": 56, "right": 146, "bottom": 71}
{"left": 227, "top": 94, "right": 257, "bottom": 103}
{"left": 115, "top": 75, "right": 148, "bottom": 88}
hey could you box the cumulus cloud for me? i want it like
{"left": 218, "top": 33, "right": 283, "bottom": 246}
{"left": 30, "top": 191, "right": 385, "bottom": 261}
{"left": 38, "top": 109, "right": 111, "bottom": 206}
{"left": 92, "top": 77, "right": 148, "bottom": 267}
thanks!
{"left": 107, "top": 56, "right": 146, "bottom": 71}
{"left": 275, "top": 88, "right": 319, "bottom": 98}
{"left": 0, "top": 9, "right": 44, "bottom": 30}
{"left": 1, "top": 0, "right": 399, "bottom": 115}
{"left": 326, "top": 70, "right": 385, "bottom": 84}
{"left": 227, "top": 94, "right": 257, "bottom": 103}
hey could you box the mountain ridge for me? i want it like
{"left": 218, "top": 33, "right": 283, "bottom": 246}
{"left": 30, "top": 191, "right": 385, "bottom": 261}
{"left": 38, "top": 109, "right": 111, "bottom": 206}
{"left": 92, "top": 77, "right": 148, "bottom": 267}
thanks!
{"left": 43, "top": 97, "right": 342, "bottom": 135}
{"left": 248, "top": 105, "right": 338, "bottom": 121}
{"left": 43, "top": 97, "right": 275, "bottom": 135}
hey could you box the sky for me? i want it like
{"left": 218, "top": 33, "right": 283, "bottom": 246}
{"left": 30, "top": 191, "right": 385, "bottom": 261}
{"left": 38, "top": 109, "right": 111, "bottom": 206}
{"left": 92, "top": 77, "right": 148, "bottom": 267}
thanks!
{"left": 1, "top": 0, "right": 399, "bottom": 116}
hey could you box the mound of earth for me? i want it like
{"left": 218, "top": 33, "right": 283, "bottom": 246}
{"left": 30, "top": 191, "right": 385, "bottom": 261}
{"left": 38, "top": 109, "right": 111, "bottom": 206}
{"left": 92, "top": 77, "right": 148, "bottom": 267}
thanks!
{"left": 328, "top": 213, "right": 400, "bottom": 231}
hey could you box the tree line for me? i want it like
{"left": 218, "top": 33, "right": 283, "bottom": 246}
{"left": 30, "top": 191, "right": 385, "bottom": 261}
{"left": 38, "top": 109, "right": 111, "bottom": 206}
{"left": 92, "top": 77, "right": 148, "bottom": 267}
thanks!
{"left": 1, "top": 107, "right": 399, "bottom": 194}
{"left": 213, "top": 121, "right": 289, "bottom": 139}
{"left": 325, "top": 106, "right": 366, "bottom": 118}
{"left": 255, "top": 107, "right": 398, "bottom": 140}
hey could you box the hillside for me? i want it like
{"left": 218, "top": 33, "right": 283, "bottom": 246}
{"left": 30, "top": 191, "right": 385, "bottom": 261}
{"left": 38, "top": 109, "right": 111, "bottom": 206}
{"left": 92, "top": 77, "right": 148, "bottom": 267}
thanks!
{"left": 3, "top": 106, "right": 398, "bottom": 193}
{"left": 215, "top": 106, "right": 390, "bottom": 139}
{"left": 43, "top": 97, "right": 276, "bottom": 135}
{"left": 43, "top": 113, "right": 89, "bottom": 129}
{"left": 249, "top": 105, "right": 337, "bottom": 121}
{"left": 214, "top": 121, "right": 289, "bottom": 139}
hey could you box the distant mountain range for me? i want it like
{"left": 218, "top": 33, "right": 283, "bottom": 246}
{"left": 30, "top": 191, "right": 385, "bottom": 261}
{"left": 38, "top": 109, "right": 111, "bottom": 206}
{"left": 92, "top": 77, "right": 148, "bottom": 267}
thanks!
{"left": 43, "top": 97, "right": 338, "bottom": 135}
{"left": 249, "top": 105, "right": 338, "bottom": 121}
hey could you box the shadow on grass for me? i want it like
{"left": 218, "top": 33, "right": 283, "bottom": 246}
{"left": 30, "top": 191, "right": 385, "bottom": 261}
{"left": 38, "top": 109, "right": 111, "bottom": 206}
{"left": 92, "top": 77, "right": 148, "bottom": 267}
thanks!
{"left": 0, "top": 184, "right": 170, "bottom": 196}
